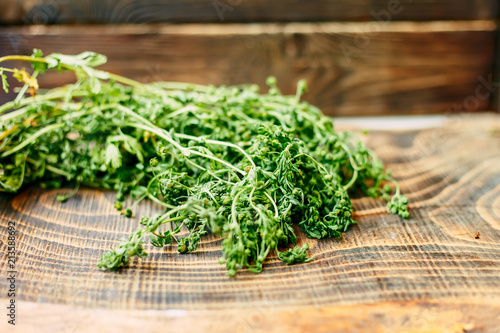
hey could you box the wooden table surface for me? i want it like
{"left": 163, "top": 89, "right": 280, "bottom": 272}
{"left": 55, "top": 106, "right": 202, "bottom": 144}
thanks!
{"left": 1, "top": 113, "right": 500, "bottom": 333}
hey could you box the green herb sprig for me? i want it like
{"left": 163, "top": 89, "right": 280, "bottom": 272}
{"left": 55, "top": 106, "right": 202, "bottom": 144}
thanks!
{"left": 0, "top": 50, "right": 409, "bottom": 276}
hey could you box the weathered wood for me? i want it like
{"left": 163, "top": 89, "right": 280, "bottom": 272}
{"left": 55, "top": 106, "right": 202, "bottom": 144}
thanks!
{"left": 0, "top": 21, "right": 497, "bottom": 116}
{"left": 0, "top": 299, "right": 499, "bottom": 333}
{"left": 0, "top": 0, "right": 498, "bottom": 24}
{"left": 0, "top": 113, "right": 500, "bottom": 331}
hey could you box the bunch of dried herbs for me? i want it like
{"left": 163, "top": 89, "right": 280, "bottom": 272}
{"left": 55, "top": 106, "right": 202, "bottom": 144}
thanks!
{"left": 0, "top": 50, "right": 409, "bottom": 276}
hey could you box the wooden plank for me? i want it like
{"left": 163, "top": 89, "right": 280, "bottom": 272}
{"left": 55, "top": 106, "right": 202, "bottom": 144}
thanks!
{"left": 0, "top": 21, "right": 497, "bottom": 117}
{"left": 0, "top": 299, "right": 499, "bottom": 332}
{"left": 0, "top": 0, "right": 498, "bottom": 24}
{"left": 0, "top": 113, "right": 500, "bottom": 331}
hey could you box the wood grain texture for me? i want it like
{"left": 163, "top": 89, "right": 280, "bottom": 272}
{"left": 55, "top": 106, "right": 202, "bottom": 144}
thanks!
{"left": 1, "top": 113, "right": 500, "bottom": 331}
{"left": 0, "top": 21, "right": 497, "bottom": 116}
{"left": 0, "top": 0, "right": 498, "bottom": 24}
{"left": 0, "top": 299, "right": 499, "bottom": 333}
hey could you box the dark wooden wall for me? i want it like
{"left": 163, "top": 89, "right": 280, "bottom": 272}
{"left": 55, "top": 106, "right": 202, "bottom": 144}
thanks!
{"left": 0, "top": 0, "right": 499, "bottom": 116}
{"left": 1, "top": 0, "right": 498, "bottom": 24}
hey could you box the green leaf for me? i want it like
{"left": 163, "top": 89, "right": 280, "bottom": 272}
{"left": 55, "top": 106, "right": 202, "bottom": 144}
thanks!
{"left": 31, "top": 49, "right": 49, "bottom": 73}
{"left": 108, "top": 133, "right": 144, "bottom": 163}
{"left": 32, "top": 49, "right": 43, "bottom": 58}
{"left": 150, "top": 232, "right": 172, "bottom": 248}
{"left": 105, "top": 144, "right": 122, "bottom": 170}
{"left": 45, "top": 52, "right": 110, "bottom": 93}
{"left": 46, "top": 51, "right": 108, "bottom": 69}
{"left": 277, "top": 243, "right": 313, "bottom": 265}
{"left": 0, "top": 70, "right": 9, "bottom": 93}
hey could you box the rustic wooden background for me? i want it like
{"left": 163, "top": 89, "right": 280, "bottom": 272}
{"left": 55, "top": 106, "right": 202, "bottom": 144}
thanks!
{"left": 1, "top": 0, "right": 498, "bottom": 24}
{"left": 1, "top": 2, "right": 500, "bottom": 331}
{"left": 0, "top": 0, "right": 499, "bottom": 116}
{"left": 1, "top": 114, "right": 500, "bottom": 332}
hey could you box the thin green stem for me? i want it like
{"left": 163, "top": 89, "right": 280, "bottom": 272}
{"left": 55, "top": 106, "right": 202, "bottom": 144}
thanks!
{"left": 1, "top": 123, "right": 65, "bottom": 158}
{"left": 0, "top": 55, "right": 145, "bottom": 89}
{"left": 0, "top": 89, "right": 89, "bottom": 116}
{"left": 153, "top": 81, "right": 211, "bottom": 92}
{"left": 264, "top": 192, "right": 279, "bottom": 218}
{"left": 14, "top": 70, "right": 39, "bottom": 104}
{"left": 27, "top": 157, "right": 74, "bottom": 179}
{"left": 176, "top": 133, "right": 256, "bottom": 168}
{"left": 0, "top": 67, "right": 16, "bottom": 73}
{"left": 343, "top": 169, "right": 358, "bottom": 190}
{"left": 231, "top": 188, "right": 246, "bottom": 227}
{"left": 188, "top": 149, "right": 246, "bottom": 176}
{"left": 340, "top": 143, "right": 362, "bottom": 171}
